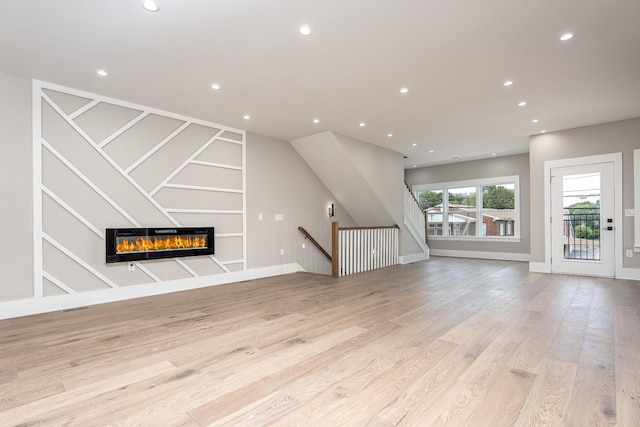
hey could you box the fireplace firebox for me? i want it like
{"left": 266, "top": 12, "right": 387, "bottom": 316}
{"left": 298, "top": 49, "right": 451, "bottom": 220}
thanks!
{"left": 105, "top": 227, "right": 214, "bottom": 263}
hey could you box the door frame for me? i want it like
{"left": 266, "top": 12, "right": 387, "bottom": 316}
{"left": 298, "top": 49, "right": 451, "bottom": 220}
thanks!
{"left": 543, "top": 152, "right": 623, "bottom": 277}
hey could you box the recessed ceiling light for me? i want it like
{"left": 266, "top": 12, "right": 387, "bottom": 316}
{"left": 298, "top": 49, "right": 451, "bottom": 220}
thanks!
{"left": 243, "top": 114, "right": 251, "bottom": 120}
{"left": 560, "top": 32, "right": 574, "bottom": 42}
{"left": 313, "top": 118, "right": 320, "bottom": 123}
{"left": 359, "top": 122, "right": 366, "bottom": 127}
{"left": 532, "top": 119, "right": 539, "bottom": 123}
{"left": 492, "top": 153, "right": 497, "bottom": 156}
{"left": 299, "top": 25, "right": 312, "bottom": 36}
{"left": 387, "top": 133, "right": 393, "bottom": 137}
{"left": 141, "top": 1, "right": 160, "bottom": 12}
{"left": 429, "top": 150, "right": 434, "bottom": 153}
{"left": 412, "top": 143, "right": 417, "bottom": 147}
{"left": 400, "top": 87, "right": 408, "bottom": 94}
{"left": 503, "top": 80, "right": 514, "bottom": 87}
{"left": 518, "top": 101, "right": 527, "bottom": 107}
{"left": 540, "top": 130, "right": 547, "bottom": 133}
{"left": 413, "top": 165, "right": 417, "bottom": 168}
{"left": 453, "top": 157, "right": 460, "bottom": 161}
{"left": 211, "top": 83, "right": 221, "bottom": 90}
{"left": 96, "top": 69, "right": 108, "bottom": 77}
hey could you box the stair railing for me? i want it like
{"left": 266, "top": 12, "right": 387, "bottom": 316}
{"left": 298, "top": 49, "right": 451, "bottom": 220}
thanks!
{"left": 404, "top": 181, "right": 427, "bottom": 242}
{"left": 297, "top": 226, "right": 332, "bottom": 261}
{"left": 331, "top": 221, "right": 399, "bottom": 277}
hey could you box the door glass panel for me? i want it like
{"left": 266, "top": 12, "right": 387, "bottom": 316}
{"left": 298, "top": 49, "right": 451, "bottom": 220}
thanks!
{"left": 562, "top": 172, "right": 601, "bottom": 261}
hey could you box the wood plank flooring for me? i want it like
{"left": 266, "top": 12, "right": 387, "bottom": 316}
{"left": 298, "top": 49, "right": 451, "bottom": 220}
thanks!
{"left": 1, "top": 257, "right": 639, "bottom": 426}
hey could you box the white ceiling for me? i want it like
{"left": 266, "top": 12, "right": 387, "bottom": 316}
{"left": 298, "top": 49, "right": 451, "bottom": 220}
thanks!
{"left": 1, "top": 0, "right": 639, "bottom": 168}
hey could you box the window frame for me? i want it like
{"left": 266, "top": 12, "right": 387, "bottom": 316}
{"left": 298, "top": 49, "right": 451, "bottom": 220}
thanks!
{"left": 414, "top": 175, "right": 521, "bottom": 242}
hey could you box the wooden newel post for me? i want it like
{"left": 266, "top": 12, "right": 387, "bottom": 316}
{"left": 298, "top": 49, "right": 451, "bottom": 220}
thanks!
{"left": 331, "top": 221, "right": 339, "bottom": 277}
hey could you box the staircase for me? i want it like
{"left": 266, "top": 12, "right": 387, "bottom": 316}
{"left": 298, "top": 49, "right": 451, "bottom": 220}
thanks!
{"left": 404, "top": 182, "right": 430, "bottom": 258}
{"left": 291, "top": 130, "right": 428, "bottom": 263}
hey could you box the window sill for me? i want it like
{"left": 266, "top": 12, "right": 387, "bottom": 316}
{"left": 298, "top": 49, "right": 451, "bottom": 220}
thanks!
{"left": 427, "top": 236, "right": 522, "bottom": 243}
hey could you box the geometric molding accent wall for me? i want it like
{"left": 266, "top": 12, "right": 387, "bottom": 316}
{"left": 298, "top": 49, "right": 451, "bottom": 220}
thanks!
{"left": 33, "top": 80, "right": 246, "bottom": 298}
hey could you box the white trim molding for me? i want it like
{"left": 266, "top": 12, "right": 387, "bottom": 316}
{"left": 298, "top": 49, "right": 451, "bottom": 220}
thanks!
{"left": 431, "top": 249, "right": 530, "bottom": 262}
{"left": 0, "top": 263, "right": 304, "bottom": 321}
{"left": 542, "top": 152, "right": 623, "bottom": 278}
{"left": 529, "top": 261, "right": 551, "bottom": 274}
{"left": 399, "top": 252, "right": 429, "bottom": 264}
{"left": 634, "top": 149, "right": 640, "bottom": 252}
{"left": 32, "top": 80, "right": 247, "bottom": 301}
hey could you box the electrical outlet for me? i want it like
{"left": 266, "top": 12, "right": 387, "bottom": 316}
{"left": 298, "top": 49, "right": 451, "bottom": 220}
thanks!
{"left": 258, "top": 213, "right": 263, "bottom": 221}
{"left": 128, "top": 263, "right": 135, "bottom": 271}
{"left": 280, "top": 248, "right": 285, "bottom": 255}
{"left": 626, "top": 249, "right": 633, "bottom": 258}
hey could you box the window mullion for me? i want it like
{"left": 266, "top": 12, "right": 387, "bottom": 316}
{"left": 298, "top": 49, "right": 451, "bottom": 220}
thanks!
{"left": 443, "top": 187, "right": 449, "bottom": 236}
{"left": 476, "top": 185, "right": 482, "bottom": 237}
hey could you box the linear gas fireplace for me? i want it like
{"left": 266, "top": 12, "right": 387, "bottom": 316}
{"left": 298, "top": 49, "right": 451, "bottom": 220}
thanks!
{"left": 106, "top": 227, "right": 214, "bottom": 263}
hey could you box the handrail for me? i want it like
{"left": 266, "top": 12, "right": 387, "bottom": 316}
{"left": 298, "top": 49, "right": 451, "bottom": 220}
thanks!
{"left": 339, "top": 225, "right": 399, "bottom": 230}
{"left": 405, "top": 181, "right": 420, "bottom": 206}
{"left": 298, "top": 226, "right": 332, "bottom": 261}
{"left": 404, "top": 181, "right": 427, "bottom": 243}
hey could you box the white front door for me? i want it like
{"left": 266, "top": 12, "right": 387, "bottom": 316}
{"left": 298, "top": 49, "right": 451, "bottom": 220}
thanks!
{"left": 551, "top": 162, "right": 615, "bottom": 277}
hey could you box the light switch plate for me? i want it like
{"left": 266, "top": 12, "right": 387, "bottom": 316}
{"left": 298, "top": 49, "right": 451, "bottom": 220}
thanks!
{"left": 275, "top": 214, "right": 284, "bottom": 221}
{"left": 625, "top": 209, "right": 635, "bottom": 217}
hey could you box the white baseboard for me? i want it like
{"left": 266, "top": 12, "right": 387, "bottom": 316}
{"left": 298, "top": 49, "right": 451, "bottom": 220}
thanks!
{"left": 0, "top": 263, "right": 304, "bottom": 321}
{"left": 431, "top": 249, "right": 530, "bottom": 262}
{"left": 399, "top": 252, "right": 429, "bottom": 264}
{"left": 616, "top": 267, "right": 640, "bottom": 281}
{"left": 529, "top": 261, "right": 551, "bottom": 273}
{"left": 528, "top": 262, "right": 639, "bottom": 280}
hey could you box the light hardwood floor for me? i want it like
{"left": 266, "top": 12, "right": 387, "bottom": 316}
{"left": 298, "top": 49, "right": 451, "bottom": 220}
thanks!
{"left": 1, "top": 257, "right": 639, "bottom": 426}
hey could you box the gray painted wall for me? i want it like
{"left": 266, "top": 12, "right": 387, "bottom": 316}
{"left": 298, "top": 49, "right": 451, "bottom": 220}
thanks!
{"left": 0, "top": 72, "right": 33, "bottom": 300}
{"left": 0, "top": 72, "right": 354, "bottom": 305}
{"left": 291, "top": 131, "right": 397, "bottom": 227}
{"left": 529, "top": 117, "right": 640, "bottom": 269}
{"left": 246, "top": 131, "right": 356, "bottom": 275}
{"left": 404, "top": 153, "right": 531, "bottom": 256}
{"left": 332, "top": 133, "right": 421, "bottom": 256}
{"left": 291, "top": 131, "right": 422, "bottom": 257}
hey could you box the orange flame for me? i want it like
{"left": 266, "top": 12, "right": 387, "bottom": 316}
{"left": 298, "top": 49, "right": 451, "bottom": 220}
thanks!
{"left": 116, "top": 235, "right": 207, "bottom": 253}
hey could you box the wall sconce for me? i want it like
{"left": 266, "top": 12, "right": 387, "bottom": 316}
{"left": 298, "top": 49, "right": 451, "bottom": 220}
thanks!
{"left": 328, "top": 203, "right": 335, "bottom": 218}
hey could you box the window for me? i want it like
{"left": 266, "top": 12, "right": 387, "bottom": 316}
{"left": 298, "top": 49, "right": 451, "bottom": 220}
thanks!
{"left": 422, "top": 190, "right": 444, "bottom": 236}
{"left": 448, "top": 186, "right": 476, "bottom": 236}
{"left": 415, "top": 176, "right": 520, "bottom": 241}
